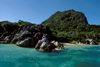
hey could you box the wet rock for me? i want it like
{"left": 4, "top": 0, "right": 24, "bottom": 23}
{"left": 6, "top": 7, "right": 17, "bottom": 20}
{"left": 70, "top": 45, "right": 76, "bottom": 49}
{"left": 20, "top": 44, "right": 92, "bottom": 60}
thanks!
{"left": 44, "top": 43, "right": 56, "bottom": 52}
{"left": 35, "top": 34, "right": 49, "bottom": 49}
{"left": 35, "top": 35, "right": 63, "bottom": 52}
{"left": 51, "top": 41, "right": 64, "bottom": 49}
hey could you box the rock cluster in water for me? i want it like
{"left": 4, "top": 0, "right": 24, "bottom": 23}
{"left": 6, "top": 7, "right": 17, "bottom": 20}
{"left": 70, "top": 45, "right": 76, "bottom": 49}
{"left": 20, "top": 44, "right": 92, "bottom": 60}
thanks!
{"left": 0, "top": 24, "right": 63, "bottom": 52}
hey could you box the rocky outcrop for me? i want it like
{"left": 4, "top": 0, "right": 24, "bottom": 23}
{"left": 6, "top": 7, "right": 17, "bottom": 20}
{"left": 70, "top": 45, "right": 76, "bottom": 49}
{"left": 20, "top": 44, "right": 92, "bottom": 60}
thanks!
{"left": 13, "top": 24, "right": 63, "bottom": 52}
{"left": 35, "top": 34, "right": 49, "bottom": 49}
{"left": 35, "top": 34, "right": 64, "bottom": 52}
{"left": 86, "top": 39, "right": 98, "bottom": 45}
{"left": 51, "top": 41, "right": 64, "bottom": 50}
{"left": 11, "top": 24, "right": 51, "bottom": 47}
{"left": 0, "top": 24, "right": 61, "bottom": 52}
{"left": 16, "top": 37, "right": 37, "bottom": 47}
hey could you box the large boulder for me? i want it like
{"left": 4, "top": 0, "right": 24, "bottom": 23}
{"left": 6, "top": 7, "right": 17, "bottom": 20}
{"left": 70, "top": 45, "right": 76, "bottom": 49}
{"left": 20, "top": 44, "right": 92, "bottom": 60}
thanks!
{"left": 35, "top": 34, "right": 63, "bottom": 52}
{"left": 44, "top": 43, "right": 56, "bottom": 52}
{"left": 35, "top": 34, "right": 49, "bottom": 50}
{"left": 16, "top": 37, "right": 37, "bottom": 47}
{"left": 12, "top": 30, "right": 38, "bottom": 47}
{"left": 11, "top": 30, "right": 32, "bottom": 43}
{"left": 51, "top": 41, "right": 64, "bottom": 50}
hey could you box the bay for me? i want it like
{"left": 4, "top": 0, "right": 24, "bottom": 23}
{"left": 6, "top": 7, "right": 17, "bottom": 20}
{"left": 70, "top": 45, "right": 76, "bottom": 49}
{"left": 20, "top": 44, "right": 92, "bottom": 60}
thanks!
{"left": 0, "top": 44, "right": 100, "bottom": 67}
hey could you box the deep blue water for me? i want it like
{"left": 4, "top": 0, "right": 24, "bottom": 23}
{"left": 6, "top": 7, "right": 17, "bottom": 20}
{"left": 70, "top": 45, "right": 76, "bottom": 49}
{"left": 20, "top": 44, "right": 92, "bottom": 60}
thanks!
{"left": 0, "top": 44, "right": 100, "bottom": 67}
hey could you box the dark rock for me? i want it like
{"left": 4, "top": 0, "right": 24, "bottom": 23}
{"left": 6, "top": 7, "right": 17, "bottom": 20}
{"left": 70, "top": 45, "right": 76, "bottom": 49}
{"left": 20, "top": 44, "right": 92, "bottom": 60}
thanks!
{"left": 35, "top": 34, "right": 49, "bottom": 49}
{"left": 3, "top": 23, "right": 19, "bottom": 33}
{"left": 11, "top": 31, "right": 32, "bottom": 43}
{"left": 16, "top": 37, "right": 32, "bottom": 47}
{"left": 0, "top": 23, "right": 19, "bottom": 41}
{"left": 35, "top": 34, "right": 63, "bottom": 52}
{"left": 44, "top": 43, "right": 56, "bottom": 52}
{"left": 34, "top": 32, "right": 43, "bottom": 40}
{"left": 0, "top": 23, "right": 62, "bottom": 52}
{"left": 0, "top": 25, "right": 4, "bottom": 35}
{"left": 10, "top": 24, "right": 52, "bottom": 49}
{"left": 4, "top": 36, "right": 10, "bottom": 43}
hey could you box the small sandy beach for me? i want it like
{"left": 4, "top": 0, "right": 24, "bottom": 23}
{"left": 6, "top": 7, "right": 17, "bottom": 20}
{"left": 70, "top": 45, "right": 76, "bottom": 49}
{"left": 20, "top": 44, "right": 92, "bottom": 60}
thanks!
{"left": 62, "top": 43, "right": 87, "bottom": 46}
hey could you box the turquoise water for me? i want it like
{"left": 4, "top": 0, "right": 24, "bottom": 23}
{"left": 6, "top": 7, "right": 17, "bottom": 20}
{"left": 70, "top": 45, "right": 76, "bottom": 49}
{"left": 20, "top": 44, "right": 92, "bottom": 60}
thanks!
{"left": 0, "top": 44, "right": 100, "bottom": 67}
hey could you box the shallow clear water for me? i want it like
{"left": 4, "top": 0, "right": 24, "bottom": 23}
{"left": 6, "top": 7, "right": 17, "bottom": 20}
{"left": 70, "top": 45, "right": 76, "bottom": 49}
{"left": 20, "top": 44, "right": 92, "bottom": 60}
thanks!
{"left": 0, "top": 44, "right": 100, "bottom": 67}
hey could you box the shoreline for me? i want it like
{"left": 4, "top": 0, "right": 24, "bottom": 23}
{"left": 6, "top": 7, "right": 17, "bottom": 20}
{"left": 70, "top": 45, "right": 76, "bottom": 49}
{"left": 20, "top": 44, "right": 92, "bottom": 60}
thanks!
{"left": 62, "top": 43, "right": 96, "bottom": 46}
{"left": 62, "top": 43, "right": 100, "bottom": 47}
{"left": 62, "top": 43, "right": 86, "bottom": 46}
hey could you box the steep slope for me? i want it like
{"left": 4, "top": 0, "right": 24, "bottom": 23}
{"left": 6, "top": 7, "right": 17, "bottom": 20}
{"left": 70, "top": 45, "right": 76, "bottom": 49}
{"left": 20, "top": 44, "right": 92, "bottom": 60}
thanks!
{"left": 42, "top": 9, "right": 88, "bottom": 32}
{"left": 42, "top": 10, "right": 100, "bottom": 43}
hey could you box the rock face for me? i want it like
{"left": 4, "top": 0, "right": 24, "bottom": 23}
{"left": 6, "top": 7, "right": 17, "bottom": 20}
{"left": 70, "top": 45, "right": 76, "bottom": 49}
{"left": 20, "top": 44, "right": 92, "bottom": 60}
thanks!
{"left": 11, "top": 24, "right": 52, "bottom": 47}
{"left": 0, "top": 25, "right": 4, "bottom": 36}
{"left": 16, "top": 37, "right": 35, "bottom": 47}
{"left": 0, "top": 23, "right": 19, "bottom": 41}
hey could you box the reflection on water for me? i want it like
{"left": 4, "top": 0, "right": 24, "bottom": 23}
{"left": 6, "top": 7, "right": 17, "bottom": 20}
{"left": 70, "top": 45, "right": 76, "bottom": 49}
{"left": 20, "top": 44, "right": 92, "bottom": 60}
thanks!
{"left": 0, "top": 44, "right": 100, "bottom": 67}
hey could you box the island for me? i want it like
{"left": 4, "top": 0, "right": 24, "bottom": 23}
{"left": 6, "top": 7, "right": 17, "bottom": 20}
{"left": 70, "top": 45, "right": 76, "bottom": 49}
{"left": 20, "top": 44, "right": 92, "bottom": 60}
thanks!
{"left": 0, "top": 9, "right": 100, "bottom": 52}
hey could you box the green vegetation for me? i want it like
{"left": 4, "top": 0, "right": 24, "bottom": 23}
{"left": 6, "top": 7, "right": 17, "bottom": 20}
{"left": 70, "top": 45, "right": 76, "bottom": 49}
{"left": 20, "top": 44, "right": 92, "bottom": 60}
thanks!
{"left": 42, "top": 9, "right": 100, "bottom": 43}
{"left": 0, "top": 9, "right": 100, "bottom": 44}
{"left": 0, "top": 20, "right": 36, "bottom": 36}
{"left": 0, "top": 20, "right": 36, "bottom": 27}
{"left": 17, "top": 20, "right": 34, "bottom": 26}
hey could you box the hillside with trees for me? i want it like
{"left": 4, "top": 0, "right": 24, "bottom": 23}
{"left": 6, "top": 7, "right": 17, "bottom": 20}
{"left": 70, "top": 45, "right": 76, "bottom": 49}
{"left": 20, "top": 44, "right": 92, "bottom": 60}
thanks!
{"left": 0, "top": 10, "right": 100, "bottom": 44}
{"left": 42, "top": 9, "right": 100, "bottom": 44}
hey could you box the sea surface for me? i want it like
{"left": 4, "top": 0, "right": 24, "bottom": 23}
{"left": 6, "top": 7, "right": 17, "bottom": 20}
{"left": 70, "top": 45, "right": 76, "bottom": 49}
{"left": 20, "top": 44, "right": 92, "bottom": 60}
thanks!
{"left": 0, "top": 44, "right": 100, "bottom": 67}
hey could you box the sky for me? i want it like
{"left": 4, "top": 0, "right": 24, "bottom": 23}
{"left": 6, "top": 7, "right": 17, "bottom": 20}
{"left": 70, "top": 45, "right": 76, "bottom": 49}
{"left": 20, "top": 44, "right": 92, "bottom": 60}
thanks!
{"left": 0, "top": 0, "right": 100, "bottom": 25}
